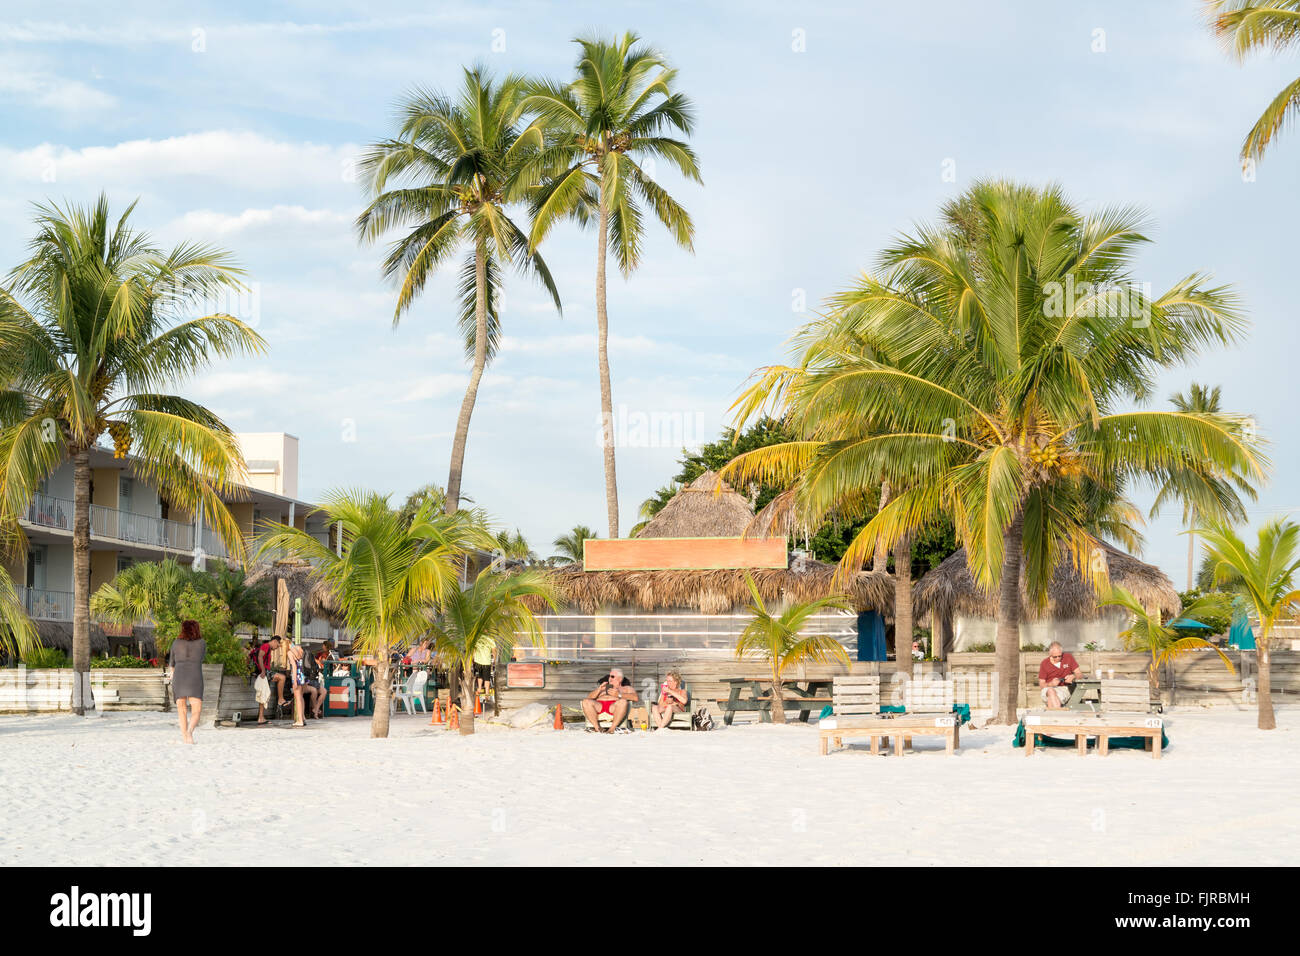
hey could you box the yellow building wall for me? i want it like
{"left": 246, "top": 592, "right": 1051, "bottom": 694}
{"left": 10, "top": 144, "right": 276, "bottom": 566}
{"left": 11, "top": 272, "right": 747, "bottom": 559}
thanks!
{"left": 91, "top": 469, "right": 120, "bottom": 508}
{"left": 90, "top": 551, "right": 119, "bottom": 594}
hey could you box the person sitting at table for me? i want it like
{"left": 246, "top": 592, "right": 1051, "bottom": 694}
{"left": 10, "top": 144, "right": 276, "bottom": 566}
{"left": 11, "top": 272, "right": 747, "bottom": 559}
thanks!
{"left": 651, "top": 670, "right": 688, "bottom": 730}
{"left": 1038, "top": 641, "right": 1082, "bottom": 709}
{"left": 409, "top": 637, "right": 432, "bottom": 664}
{"left": 581, "top": 668, "right": 638, "bottom": 733}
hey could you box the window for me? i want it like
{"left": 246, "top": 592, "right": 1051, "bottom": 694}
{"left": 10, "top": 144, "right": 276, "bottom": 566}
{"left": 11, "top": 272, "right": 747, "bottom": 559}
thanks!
{"left": 117, "top": 555, "right": 135, "bottom": 573}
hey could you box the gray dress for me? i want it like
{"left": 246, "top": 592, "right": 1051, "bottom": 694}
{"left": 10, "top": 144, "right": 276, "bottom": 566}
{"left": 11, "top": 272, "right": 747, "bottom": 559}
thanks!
{"left": 169, "top": 638, "right": 207, "bottom": 699}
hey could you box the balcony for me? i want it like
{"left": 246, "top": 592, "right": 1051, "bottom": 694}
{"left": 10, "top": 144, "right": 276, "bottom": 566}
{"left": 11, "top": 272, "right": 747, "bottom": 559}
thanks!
{"left": 20, "top": 586, "right": 73, "bottom": 621}
{"left": 23, "top": 493, "right": 195, "bottom": 552}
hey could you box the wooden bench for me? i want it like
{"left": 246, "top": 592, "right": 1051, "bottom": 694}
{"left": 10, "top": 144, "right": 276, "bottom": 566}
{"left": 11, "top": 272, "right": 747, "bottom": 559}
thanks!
{"left": 820, "top": 675, "right": 958, "bottom": 755}
{"left": 819, "top": 712, "right": 960, "bottom": 756}
{"left": 1023, "top": 710, "right": 1164, "bottom": 759}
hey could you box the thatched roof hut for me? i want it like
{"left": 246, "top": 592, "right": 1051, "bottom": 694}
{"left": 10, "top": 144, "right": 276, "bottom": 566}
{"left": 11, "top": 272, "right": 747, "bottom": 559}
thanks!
{"left": 914, "top": 542, "right": 1181, "bottom": 623}
{"left": 545, "top": 560, "right": 894, "bottom": 615}
{"left": 245, "top": 560, "right": 343, "bottom": 626}
{"left": 633, "top": 471, "right": 756, "bottom": 539}
{"left": 543, "top": 471, "right": 892, "bottom": 615}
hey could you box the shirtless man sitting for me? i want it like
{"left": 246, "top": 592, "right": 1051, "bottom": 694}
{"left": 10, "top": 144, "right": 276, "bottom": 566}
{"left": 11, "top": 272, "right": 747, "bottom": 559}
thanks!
{"left": 581, "top": 668, "right": 638, "bottom": 733}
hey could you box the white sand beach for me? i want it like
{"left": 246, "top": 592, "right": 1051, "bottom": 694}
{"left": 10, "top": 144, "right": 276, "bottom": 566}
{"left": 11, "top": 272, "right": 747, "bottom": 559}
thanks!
{"left": 1, "top": 708, "right": 1295, "bottom": 867}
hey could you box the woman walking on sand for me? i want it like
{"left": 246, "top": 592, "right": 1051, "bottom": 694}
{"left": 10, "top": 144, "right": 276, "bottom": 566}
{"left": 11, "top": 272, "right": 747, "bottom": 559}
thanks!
{"left": 168, "top": 619, "right": 206, "bottom": 744}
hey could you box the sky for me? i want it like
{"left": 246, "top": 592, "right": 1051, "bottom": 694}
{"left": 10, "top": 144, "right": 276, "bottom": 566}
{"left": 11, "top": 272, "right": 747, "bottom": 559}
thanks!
{"left": 1, "top": 0, "right": 1297, "bottom": 585}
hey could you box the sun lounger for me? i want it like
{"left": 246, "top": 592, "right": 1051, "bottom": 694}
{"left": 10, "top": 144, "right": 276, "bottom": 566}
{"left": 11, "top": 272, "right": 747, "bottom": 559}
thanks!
{"left": 1020, "top": 710, "right": 1165, "bottom": 758}
{"left": 820, "top": 675, "right": 958, "bottom": 755}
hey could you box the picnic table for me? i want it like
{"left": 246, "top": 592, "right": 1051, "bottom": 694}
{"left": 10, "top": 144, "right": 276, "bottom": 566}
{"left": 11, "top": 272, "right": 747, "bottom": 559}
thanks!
{"left": 1066, "top": 677, "right": 1102, "bottom": 710}
{"left": 717, "top": 677, "right": 833, "bottom": 725}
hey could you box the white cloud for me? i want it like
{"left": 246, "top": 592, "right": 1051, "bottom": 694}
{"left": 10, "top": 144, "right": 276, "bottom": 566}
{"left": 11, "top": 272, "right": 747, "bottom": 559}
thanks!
{"left": 396, "top": 372, "right": 510, "bottom": 403}
{"left": 169, "top": 205, "right": 353, "bottom": 236}
{"left": 0, "top": 67, "right": 115, "bottom": 112}
{"left": 0, "top": 130, "right": 357, "bottom": 192}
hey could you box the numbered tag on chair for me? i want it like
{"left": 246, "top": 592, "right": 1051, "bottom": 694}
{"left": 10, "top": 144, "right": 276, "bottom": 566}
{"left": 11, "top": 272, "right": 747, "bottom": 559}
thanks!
{"left": 1144, "top": 717, "right": 1162, "bottom": 729}
{"left": 935, "top": 716, "right": 955, "bottom": 727}
{"left": 1025, "top": 716, "right": 1042, "bottom": 726}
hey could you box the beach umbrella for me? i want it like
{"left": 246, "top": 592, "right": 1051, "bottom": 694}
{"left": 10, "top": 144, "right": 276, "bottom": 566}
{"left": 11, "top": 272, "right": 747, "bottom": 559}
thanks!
{"left": 1170, "top": 617, "right": 1214, "bottom": 632}
{"left": 275, "top": 579, "right": 290, "bottom": 638}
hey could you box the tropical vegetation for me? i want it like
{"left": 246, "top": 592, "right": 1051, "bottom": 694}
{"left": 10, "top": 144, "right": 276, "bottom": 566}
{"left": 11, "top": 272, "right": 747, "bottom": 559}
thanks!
{"left": 1206, "top": 0, "right": 1300, "bottom": 161}
{"left": 0, "top": 195, "right": 265, "bottom": 712}
{"left": 1101, "top": 585, "right": 1235, "bottom": 699}
{"left": 255, "top": 490, "right": 494, "bottom": 737}
{"left": 522, "top": 32, "right": 700, "bottom": 538}
{"left": 427, "top": 568, "right": 557, "bottom": 734}
{"left": 722, "top": 180, "right": 1265, "bottom": 723}
{"left": 356, "top": 68, "right": 562, "bottom": 515}
{"left": 733, "top": 574, "right": 850, "bottom": 724}
{"left": 1197, "top": 518, "right": 1300, "bottom": 729}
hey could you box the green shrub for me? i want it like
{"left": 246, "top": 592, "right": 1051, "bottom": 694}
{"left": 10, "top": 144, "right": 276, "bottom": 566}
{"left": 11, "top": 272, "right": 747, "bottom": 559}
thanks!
{"left": 963, "top": 642, "right": 996, "bottom": 653}
{"left": 90, "top": 655, "right": 155, "bottom": 668}
{"left": 155, "top": 586, "right": 250, "bottom": 677}
{"left": 1021, "top": 642, "right": 1046, "bottom": 652}
{"left": 21, "top": 646, "right": 69, "bottom": 668}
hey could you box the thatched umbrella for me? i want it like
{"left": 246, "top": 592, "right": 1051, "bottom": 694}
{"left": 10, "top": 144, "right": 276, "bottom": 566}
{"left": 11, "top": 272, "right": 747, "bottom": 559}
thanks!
{"left": 914, "top": 542, "right": 1181, "bottom": 624}
{"left": 245, "top": 560, "right": 344, "bottom": 628}
{"left": 633, "top": 471, "right": 756, "bottom": 539}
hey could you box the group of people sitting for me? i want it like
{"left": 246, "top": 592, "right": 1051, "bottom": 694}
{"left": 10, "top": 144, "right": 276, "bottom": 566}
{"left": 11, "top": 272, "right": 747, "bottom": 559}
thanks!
{"left": 248, "top": 636, "right": 339, "bottom": 726}
{"left": 580, "top": 667, "right": 689, "bottom": 733}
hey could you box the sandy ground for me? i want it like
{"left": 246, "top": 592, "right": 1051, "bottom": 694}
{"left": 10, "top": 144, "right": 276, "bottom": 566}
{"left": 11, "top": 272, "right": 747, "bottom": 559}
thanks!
{"left": 0, "top": 706, "right": 1295, "bottom": 866}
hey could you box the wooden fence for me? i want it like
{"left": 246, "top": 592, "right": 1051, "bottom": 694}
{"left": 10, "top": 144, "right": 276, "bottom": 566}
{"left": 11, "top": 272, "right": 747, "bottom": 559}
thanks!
{"left": 497, "top": 651, "right": 1300, "bottom": 717}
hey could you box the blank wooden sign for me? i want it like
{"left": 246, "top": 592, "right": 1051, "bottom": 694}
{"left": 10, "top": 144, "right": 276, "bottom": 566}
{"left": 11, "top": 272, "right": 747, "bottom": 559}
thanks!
{"left": 507, "top": 662, "right": 545, "bottom": 688}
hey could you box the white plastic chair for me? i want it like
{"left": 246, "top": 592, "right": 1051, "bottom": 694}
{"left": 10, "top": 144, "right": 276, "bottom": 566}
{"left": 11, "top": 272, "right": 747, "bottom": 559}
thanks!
{"left": 392, "top": 670, "right": 428, "bottom": 715}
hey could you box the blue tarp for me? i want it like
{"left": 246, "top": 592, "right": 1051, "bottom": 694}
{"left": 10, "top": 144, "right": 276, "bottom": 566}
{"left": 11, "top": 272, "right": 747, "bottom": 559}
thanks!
{"left": 1230, "top": 606, "right": 1255, "bottom": 649}
{"left": 857, "top": 611, "right": 887, "bottom": 661}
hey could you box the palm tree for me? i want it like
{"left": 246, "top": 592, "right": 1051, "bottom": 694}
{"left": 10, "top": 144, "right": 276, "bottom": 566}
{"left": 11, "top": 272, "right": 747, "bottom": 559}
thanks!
{"left": 0, "top": 195, "right": 263, "bottom": 713}
{"left": 492, "top": 528, "right": 535, "bottom": 566}
{"left": 722, "top": 181, "right": 1266, "bottom": 724}
{"left": 1149, "top": 383, "right": 1255, "bottom": 589}
{"left": 91, "top": 558, "right": 193, "bottom": 628}
{"left": 552, "top": 524, "right": 597, "bottom": 564}
{"left": 523, "top": 33, "right": 701, "bottom": 538}
{"left": 1206, "top": 1, "right": 1300, "bottom": 160}
{"left": 256, "top": 490, "right": 490, "bottom": 738}
{"left": 428, "top": 568, "right": 557, "bottom": 735}
{"left": 1101, "top": 585, "right": 1235, "bottom": 699}
{"left": 734, "top": 574, "right": 851, "bottom": 725}
{"left": 1197, "top": 518, "right": 1300, "bottom": 730}
{"left": 204, "top": 561, "right": 271, "bottom": 631}
{"left": 356, "top": 67, "right": 562, "bottom": 515}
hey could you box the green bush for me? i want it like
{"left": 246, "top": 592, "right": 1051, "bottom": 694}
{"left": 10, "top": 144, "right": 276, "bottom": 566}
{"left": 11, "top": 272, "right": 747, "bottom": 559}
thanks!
{"left": 155, "top": 587, "right": 250, "bottom": 678}
{"left": 963, "top": 642, "right": 996, "bottom": 653}
{"left": 21, "top": 646, "right": 69, "bottom": 668}
{"left": 91, "top": 655, "right": 155, "bottom": 668}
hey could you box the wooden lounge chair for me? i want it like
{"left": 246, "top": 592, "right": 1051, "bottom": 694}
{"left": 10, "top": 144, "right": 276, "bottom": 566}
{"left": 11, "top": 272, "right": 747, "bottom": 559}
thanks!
{"left": 1100, "top": 677, "right": 1159, "bottom": 714}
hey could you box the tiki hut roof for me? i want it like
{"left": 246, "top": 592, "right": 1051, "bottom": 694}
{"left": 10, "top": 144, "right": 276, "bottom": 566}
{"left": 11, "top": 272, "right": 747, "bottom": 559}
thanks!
{"left": 914, "top": 542, "right": 1181, "bottom": 622}
{"left": 633, "top": 471, "right": 756, "bottom": 539}
{"left": 542, "top": 559, "right": 894, "bottom": 616}
{"left": 33, "top": 621, "right": 157, "bottom": 655}
{"left": 245, "top": 560, "right": 344, "bottom": 626}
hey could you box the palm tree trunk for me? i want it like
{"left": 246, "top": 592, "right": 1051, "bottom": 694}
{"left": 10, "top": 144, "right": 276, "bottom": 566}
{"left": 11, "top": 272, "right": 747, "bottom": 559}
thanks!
{"left": 1257, "top": 638, "right": 1276, "bottom": 730}
{"left": 992, "top": 510, "right": 1024, "bottom": 725}
{"left": 872, "top": 481, "right": 891, "bottom": 572}
{"left": 595, "top": 198, "right": 620, "bottom": 539}
{"left": 445, "top": 238, "right": 489, "bottom": 514}
{"left": 459, "top": 660, "right": 476, "bottom": 736}
{"left": 371, "top": 656, "right": 392, "bottom": 738}
{"left": 893, "top": 536, "right": 913, "bottom": 675}
{"left": 71, "top": 448, "right": 92, "bottom": 715}
{"left": 769, "top": 661, "right": 785, "bottom": 725}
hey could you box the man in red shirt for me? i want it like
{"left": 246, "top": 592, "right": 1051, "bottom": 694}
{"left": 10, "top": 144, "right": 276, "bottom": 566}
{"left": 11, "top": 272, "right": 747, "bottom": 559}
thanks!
{"left": 1037, "top": 642, "right": 1081, "bottom": 709}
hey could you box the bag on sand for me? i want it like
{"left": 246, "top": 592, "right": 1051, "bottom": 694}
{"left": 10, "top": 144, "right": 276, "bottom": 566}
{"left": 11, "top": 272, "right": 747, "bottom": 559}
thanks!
{"left": 691, "top": 706, "right": 714, "bottom": 732}
{"left": 254, "top": 674, "right": 271, "bottom": 706}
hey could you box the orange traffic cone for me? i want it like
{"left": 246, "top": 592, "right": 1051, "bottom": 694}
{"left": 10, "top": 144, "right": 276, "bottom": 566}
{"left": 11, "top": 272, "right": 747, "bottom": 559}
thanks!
{"left": 553, "top": 703, "right": 564, "bottom": 730}
{"left": 430, "top": 696, "right": 443, "bottom": 725}
{"left": 474, "top": 691, "right": 483, "bottom": 715}
{"left": 448, "top": 703, "right": 459, "bottom": 731}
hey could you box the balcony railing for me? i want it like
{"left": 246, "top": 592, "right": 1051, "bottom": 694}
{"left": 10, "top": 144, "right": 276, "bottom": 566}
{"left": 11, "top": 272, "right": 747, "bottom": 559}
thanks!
{"left": 23, "top": 493, "right": 196, "bottom": 551}
{"left": 20, "top": 586, "right": 74, "bottom": 621}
